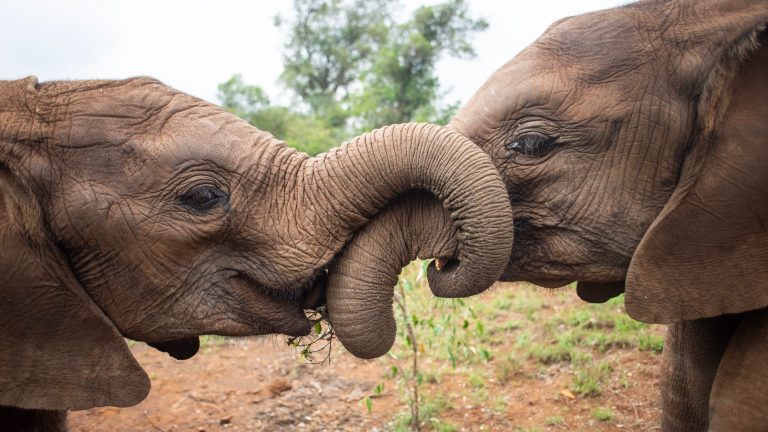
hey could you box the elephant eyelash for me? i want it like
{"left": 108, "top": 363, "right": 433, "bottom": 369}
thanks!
{"left": 506, "top": 133, "right": 557, "bottom": 157}
{"left": 178, "top": 184, "right": 230, "bottom": 212}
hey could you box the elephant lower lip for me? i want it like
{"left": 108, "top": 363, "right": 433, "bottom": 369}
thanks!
{"left": 232, "top": 273, "right": 314, "bottom": 336}
{"left": 147, "top": 337, "right": 200, "bottom": 360}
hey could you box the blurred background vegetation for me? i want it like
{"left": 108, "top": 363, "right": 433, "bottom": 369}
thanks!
{"left": 217, "top": 0, "right": 487, "bottom": 155}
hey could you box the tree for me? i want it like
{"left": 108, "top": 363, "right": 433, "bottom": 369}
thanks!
{"left": 217, "top": 74, "right": 271, "bottom": 124}
{"left": 275, "top": 0, "right": 396, "bottom": 126}
{"left": 218, "top": 0, "right": 487, "bottom": 155}
{"left": 217, "top": 75, "right": 339, "bottom": 156}
{"left": 352, "top": 0, "right": 488, "bottom": 130}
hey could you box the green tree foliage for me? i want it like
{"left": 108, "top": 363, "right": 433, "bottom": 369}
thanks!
{"left": 218, "top": 0, "right": 486, "bottom": 155}
{"left": 217, "top": 75, "right": 339, "bottom": 156}
{"left": 353, "top": 0, "right": 487, "bottom": 130}
{"left": 275, "top": 0, "right": 395, "bottom": 127}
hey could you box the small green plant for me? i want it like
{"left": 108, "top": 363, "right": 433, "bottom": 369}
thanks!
{"left": 545, "top": 415, "right": 565, "bottom": 426}
{"left": 468, "top": 372, "right": 486, "bottom": 389}
{"left": 429, "top": 419, "right": 459, "bottom": 432}
{"left": 529, "top": 331, "right": 578, "bottom": 364}
{"left": 493, "top": 396, "right": 508, "bottom": 413}
{"left": 494, "top": 355, "right": 522, "bottom": 383}
{"left": 593, "top": 406, "right": 614, "bottom": 421}
{"left": 493, "top": 296, "right": 512, "bottom": 311}
{"left": 394, "top": 274, "right": 422, "bottom": 431}
{"left": 571, "top": 362, "right": 612, "bottom": 396}
{"left": 515, "top": 331, "right": 532, "bottom": 350}
{"left": 638, "top": 333, "right": 665, "bottom": 353}
{"left": 619, "top": 370, "right": 632, "bottom": 389}
{"left": 472, "top": 387, "right": 489, "bottom": 403}
{"left": 392, "top": 393, "right": 452, "bottom": 432}
{"left": 364, "top": 396, "right": 373, "bottom": 413}
{"left": 512, "top": 291, "right": 544, "bottom": 318}
{"left": 198, "top": 335, "right": 228, "bottom": 348}
{"left": 362, "top": 381, "right": 386, "bottom": 414}
{"left": 286, "top": 305, "right": 335, "bottom": 365}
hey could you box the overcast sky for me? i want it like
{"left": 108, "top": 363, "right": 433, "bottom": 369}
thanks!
{"left": 2, "top": 0, "right": 627, "bottom": 106}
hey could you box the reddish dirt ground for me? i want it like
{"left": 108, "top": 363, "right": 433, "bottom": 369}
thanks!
{"left": 69, "top": 333, "right": 662, "bottom": 431}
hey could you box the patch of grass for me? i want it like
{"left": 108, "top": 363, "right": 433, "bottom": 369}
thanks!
{"left": 545, "top": 415, "right": 565, "bottom": 426}
{"left": 392, "top": 393, "right": 453, "bottom": 431}
{"left": 374, "top": 262, "right": 665, "bottom": 430}
{"left": 564, "top": 309, "right": 593, "bottom": 327}
{"left": 512, "top": 292, "right": 544, "bottom": 318}
{"left": 199, "top": 335, "right": 228, "bottom": 348}
{"left": 515, "top": 331, "right": 533, "bottom": 350}
{"left": 468, "top": 372, "right": 486, "bottom": 389}
{"left": 619, "top": 370, "right": 631, "bottom": 389}
{"left": 493, "top": 396, "right": 508, "bottom": 413}
{"left": 493, "top": 296, "right": 513, "bottom": 311}
{"left": 528, "top": 342, "right": 572, "bottom": 364}
{"left": 593, "top": 406, "right": 614, "bottom": 421}
{"left": 472, "top": 387, "right": 489, "bottom": 403}
{"left": 500, "top": 319, "right": 523, "bottom": 332}
{"left": 569, "top": 350, "right": 592, "bottom": 366}
{"left": 494, "top": 355, "right": 522, "bottom": 383}
{"left": 429, "top": 419, "right": 459, "bottom": 432}
{"left": 571, "top": 362, "right": 612, "bottom": 396}
{"left": 613, "top": 314, "right": 646, "bottom": 334}
{"left": 528, "top": 332, "right": 577, "bottom": 365}
{"left": 638, "top": 333, "right": 665, "bottom": 353}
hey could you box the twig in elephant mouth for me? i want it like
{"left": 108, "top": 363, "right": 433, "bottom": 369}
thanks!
{"left": 286, "top": 305, "right": 336, "bottom": 365}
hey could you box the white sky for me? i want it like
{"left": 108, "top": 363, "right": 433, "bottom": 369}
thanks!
{"left": 1, "top": 0, "right": 627, "bottom": 106}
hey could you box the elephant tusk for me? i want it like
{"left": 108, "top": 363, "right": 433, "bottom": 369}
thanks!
{"left": 435, "top": 258, "right": 448, "bottom": 271}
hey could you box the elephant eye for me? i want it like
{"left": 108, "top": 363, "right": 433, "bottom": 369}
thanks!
{"left": 179, "top": 184, "right": 229, "bottom": 212}
{"left": 506, "top": 133, "right": 557, "bottom": 157}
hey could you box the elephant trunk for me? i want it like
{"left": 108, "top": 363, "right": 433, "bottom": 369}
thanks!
{"left": 300, "top": 122, "right": 512, "bottom": 359}
{"left": 326, "top": 191, "right": 463, "bottom": 359}
{"left": 304, "top": 122, "right": 513, "bottom": 298}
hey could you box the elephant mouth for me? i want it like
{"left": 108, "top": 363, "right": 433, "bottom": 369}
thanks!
{"left": 146, "top": 268, "right": 328, "bottom": 361}
{"left": 249, "top": 267, "right": 328, "bottom": 310}
{"left": 234, "top": 266, "right": 328, "bottom": 337}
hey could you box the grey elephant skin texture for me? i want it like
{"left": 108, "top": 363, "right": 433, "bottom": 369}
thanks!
{"left": 437, "top": 0, "right": 768, "bottom": 430}
{"left": 0, "top": 76, "right": 513, "bottom": 430}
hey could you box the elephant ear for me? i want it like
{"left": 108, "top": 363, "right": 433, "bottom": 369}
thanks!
{"left": 625, "top": 29, "right": 768, "bottom": 323}
{"left": 0, "top": 79, "right": 149, "bottom": 410}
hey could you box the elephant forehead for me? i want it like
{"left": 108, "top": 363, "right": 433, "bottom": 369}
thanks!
{"left": 60, "top": 85, "right": 205, "bottom": 149}
{"left": 456, "top": 53, "right": 632, "bottom": 135}
{"left": 535, "top": 6, "right": 649, "bottom": 77}
{"left": 56, "top": 89, "right": 269, "bottom": 176}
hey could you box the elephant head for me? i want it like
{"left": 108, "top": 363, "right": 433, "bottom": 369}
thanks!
{"left": 445, "top": 0, "right": 768, "bottom": 323}
{"left": 0, "top": 77, "right": 513, "bottom": 410}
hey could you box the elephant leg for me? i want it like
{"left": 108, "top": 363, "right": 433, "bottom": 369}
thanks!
{"left": 708, "top": 308, "right": 768, "bottom": 431}
{"left": 660, "top": 315, "right": 742, "bottom": 432}
{"left": 0, "top": 406, "right": 67, "bottom": 432}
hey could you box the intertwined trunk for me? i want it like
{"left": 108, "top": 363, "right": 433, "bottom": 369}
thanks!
{"left": 300, "top": 123, "right": 513, "bottom": 358}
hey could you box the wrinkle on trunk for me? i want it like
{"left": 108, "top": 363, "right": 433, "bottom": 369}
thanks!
{"left": 302, "top": 123, "right": 513, "bottom": 299}
{"left": 326, "top": 191, "right": 461, "bottom": 359}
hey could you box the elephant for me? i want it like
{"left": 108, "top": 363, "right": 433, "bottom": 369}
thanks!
{"left": 0, "top": 76, "right": 513, "bottom": 430}
{"left": 324, "top": 0, "right": 768, "bottom": 430}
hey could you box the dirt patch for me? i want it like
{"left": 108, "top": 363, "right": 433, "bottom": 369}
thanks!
{"left": 69, "top": 339, "right": 394, "bottom": 431}
{"left": 69, "top": 284, "right": 664, "bottom": 431}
